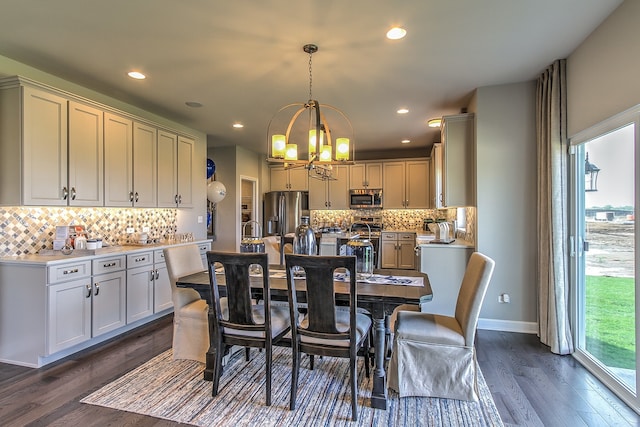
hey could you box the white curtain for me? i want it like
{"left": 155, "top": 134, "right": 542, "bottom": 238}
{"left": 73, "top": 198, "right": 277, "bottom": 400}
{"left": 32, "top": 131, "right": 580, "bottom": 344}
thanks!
{"left": 536, "top": 59, "right": 574, "bottom": 355}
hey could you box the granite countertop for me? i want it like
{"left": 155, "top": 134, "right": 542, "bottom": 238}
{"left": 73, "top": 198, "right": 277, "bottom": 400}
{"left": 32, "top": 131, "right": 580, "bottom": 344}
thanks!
{"left": 0, "top": 239, "right": 213, "bottom": 266}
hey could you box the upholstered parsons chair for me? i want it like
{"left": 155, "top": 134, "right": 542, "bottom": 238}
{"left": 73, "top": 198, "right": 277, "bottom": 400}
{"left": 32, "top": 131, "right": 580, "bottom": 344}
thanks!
{"left": 163, "top": 245, "right": 209, "bottom": 363}
{"left": 388, "top": 252, "right": 495, "bottom": 401}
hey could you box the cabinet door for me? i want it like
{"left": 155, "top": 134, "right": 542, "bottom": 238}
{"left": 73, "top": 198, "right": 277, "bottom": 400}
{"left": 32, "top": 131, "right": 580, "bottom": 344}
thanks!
{"left": 397, "top": 240, "right": 416, "bottom": 269}
{"left": 308, "top": 173, "right": 327, "bottom": 209}
{"left": 349, "top": 164, "right": 366, "bottom": 189}
{"left": 177, "top": 135, "right": 194, "bottom": 207}
{"left": 328, "top": 165, "right": 349, "bottom": 209}
{"left": 126, "top": 267, "right": 154, "bottom": 323}
{"left": 288, "top": 168, "right": 308, "bottom": 191}
{"left": 104, "top": 112, "right": 134, "bottom": 206}
{"left": 92, "top": 271, "right": 126, "bottom": 337}
{"left": 366, "top": 163, "right": 383, "bottom": 189}
{"left": 380, "top": 239, "right": 398, "bottom": 269}
{"left": 405, "top": 160, "right": 429, "bottom": 208}
{"left": 68, "top": 101, "right": 103, "bottom": 206}
{"left": 442, "top": 114, "right": 474, "bottom": 207}
{"left": 157, "top": 130, "right": 178, "bottom": 207}
{"left": 22, "top": 86, "right": 68, "bottom": 206}
{"left": 270, "top": 167, "right": 289, "bottom": 191}
{"left": 430, "top": 143, "right": 443, "bottom": 208}
{"left": 382, "top": 162, "right": 405, "bottom": 208}
{"left": 154, "top": 263, "right": 173, "bottom": 312}
{"left": 47, "top": 278, "right": 91, "bottom": 354}
{"left": 132, "top": 122, "right": 157, "bottom": 207}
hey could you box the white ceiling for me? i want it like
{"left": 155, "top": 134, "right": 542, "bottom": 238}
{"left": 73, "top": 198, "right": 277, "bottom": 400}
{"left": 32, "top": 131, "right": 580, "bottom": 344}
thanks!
{"left": 0, "top": 0, "right": 622, "bottom": 156}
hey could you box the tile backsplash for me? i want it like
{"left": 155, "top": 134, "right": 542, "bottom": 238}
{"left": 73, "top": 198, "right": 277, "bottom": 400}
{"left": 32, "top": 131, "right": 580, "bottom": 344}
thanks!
{"left": 0, "top": 207, "right": 177, "bottom": 256}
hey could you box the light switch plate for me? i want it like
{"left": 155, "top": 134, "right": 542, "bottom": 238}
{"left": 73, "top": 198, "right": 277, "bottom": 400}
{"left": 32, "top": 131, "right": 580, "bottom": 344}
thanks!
{"left": 142, "top": 226, "right": 150, "bottom": 232}
{"left": 126, "top": 227, "right": 135, "bottom": 234}
{"left": 197, "top": 216, "right": 203, "bottom": 223}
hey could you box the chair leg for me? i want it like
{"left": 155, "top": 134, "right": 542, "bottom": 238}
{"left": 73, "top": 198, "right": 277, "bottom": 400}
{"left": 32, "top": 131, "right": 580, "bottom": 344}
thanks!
{"left": 350, "top": 352, "right": 358, "bottom": 421}
{"left": 290, "top": 345, "right": 299, "bottom": 410}
{"left": 364, "top": 333, "right": 370, "bottom": 378}
{"left": 309, "top": 354, "right": 314, "bottom": 370}
{"left": 212, "top": 336, "right": 225, "bottom": 397}
{"left": 245, "top": 347, "right": 250, "bottom": 361}
{"left": 265, "top": 341, "right": 272, "bottom": 406}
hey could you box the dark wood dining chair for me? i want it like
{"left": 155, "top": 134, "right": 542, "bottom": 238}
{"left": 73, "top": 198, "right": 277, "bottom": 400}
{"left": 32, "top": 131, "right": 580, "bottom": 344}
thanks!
{"left": 206, "top": 251, "right": 291, "bottom": 406}
{"left": 284, "top": 254, "right": 371, "bottom": 422}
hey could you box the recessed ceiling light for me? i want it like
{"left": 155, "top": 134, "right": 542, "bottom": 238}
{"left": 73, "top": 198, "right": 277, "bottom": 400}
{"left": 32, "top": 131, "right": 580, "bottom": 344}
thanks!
{"left": 401, "top": 139, "right": 411, "bottom": 144}
{"left": 427, "top": 118, "right": 442, "bottom": 128}
{"left": 233, "top": 123, "right": 244, "bottom": 129}
{"left": 386, "top": 27, "right": 407, "bottom": 40}
{"left": 185, "top": 101, "right": 203, "bottom": 108}
{"left": 397, "top": 108, "right": 409, "bottom": 114}
{"left": 127, "top": 71, "right": 146, "bottom": 80}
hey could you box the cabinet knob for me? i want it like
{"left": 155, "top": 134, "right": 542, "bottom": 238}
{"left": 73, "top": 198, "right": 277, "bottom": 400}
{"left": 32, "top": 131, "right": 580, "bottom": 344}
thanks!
{"left": 129, "top": 191, "right": 134, "bottom": 202}
{"left": 71, "top": 187, "right": 77, "bottom": 200}
{"left": 62, "top": 187, "right": 69, "bottom": 200}
{"left": 134, "top": 192, "right": 139, "bottom": 202}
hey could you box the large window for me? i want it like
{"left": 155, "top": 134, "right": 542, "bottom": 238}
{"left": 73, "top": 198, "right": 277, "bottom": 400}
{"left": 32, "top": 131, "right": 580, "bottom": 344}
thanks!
{"left": 570, "top": 106, "right": 639, "bottom": 413}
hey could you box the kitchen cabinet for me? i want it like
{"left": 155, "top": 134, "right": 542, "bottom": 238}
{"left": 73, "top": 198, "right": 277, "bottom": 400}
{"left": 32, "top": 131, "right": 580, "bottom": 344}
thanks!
{"left": 132, "top": 122, "right": 158, "bottom": 207}
{"left": 382, "top": 159, "right": 429, "bottom": 208}
{"left": 126, "top": 251, "right": 154, "bottom": 323}
{"left": 432, "top": 113, "right": 475, "bottom": 208}
{"left": 308, "top": 165, "right": 349, "bottom": 210}
{"left": 153, "top": 249, "right": 173, "bottom": 312}
{"left": 417, "top": 245, "right": 473, "bottom": 316}
{"left": 380, "top": 232, "right": 416, "bottom": 270}
{"left": 104, "top": 112, "right": 134, "bottom": 206}
{"left": 0, "top": 81, "right": 103, "bottom": 206}
{"left": 349, "top": 162, "right": 382, "bottom": 189}
{"left": 270, "top": 166, "right": 308, "bottom": 191}
{"left": 158, "top": 131, "right": 194, "bottom": 207}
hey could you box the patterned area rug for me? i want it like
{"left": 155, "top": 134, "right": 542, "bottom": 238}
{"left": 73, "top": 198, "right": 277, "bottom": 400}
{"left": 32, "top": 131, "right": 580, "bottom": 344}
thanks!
{"left": 81, "top": 347, "right": 503, "bottom": 426}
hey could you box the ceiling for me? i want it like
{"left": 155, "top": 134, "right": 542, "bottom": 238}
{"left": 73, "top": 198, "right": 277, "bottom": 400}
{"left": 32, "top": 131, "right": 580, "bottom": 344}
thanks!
{"left": 0, "top": 1, "right": 622, "bottom": 157}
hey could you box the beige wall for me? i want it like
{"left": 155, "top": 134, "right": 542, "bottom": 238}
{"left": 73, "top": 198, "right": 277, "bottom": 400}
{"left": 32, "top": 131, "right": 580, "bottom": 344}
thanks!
{"left": 567, "top": 0, "right": 640, "bottom": 137}
{"left": 471, "top": 81, "right": 538, "bottom": 329}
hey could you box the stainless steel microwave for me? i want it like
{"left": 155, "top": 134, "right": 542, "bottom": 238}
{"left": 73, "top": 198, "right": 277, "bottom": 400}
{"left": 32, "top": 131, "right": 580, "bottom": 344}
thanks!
{"left": 349, "top": 189, "right": 382, "bottom": 209}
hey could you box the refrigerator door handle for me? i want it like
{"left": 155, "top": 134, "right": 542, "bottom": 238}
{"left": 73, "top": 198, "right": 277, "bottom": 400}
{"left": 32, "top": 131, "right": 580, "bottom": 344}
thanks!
{"left": 278, "top": 193, "right": 286, "bottom": 236}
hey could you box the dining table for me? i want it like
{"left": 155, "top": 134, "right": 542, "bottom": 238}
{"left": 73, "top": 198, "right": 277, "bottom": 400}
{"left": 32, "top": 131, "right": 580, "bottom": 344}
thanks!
{"left": 176, "top": 265, "right": 432, "bottom": 410}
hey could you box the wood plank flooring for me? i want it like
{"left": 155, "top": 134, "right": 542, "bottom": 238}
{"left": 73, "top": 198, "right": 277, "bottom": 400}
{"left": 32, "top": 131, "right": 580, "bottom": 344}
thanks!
{"left": 0, "top": 315, "right": 637, "bottom": 426}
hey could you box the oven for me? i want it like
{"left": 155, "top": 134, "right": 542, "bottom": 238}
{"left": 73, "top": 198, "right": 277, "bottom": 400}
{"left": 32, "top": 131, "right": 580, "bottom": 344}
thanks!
{"left": 349, "top": 189, "right": 382, "bottom": 209}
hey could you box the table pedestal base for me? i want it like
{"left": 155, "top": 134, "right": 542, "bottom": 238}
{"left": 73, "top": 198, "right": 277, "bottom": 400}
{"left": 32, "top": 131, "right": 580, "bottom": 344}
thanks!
{"left": 370, "top": 317, "right": 388, "bottom": 409}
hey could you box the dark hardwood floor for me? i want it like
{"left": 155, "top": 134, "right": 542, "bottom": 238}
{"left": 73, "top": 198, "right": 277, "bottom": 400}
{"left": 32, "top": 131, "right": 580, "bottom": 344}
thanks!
{"left": 0, "top": 316, "right": 637, "bottom": 426}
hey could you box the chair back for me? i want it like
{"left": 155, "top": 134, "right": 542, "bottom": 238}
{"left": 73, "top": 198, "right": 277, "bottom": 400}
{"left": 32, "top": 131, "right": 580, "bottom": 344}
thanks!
{"left": 454, "top": 252, "right": 495, "bottom": 346}
{"left": 285, "top": 254, "right": 357, "bottom": 344}
{"left": 206, "top": 251, "right": 270, "bottom": 333}
{"left": 164, "top": 244, "right": 205, "bottom": 308}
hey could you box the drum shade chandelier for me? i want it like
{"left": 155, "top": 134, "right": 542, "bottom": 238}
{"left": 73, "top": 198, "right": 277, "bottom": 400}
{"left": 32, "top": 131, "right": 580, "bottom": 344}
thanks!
{"left": 267, "top": 44, "right": 355, "bottom": 179}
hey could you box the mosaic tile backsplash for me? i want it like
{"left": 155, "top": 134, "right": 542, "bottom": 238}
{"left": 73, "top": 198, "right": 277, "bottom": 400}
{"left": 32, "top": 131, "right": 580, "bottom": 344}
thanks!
{"left": 311, "top": 207, "right": 476, "bottom": 244}
{"left": 0, "top": 207, "right": 177, "bottom": 256}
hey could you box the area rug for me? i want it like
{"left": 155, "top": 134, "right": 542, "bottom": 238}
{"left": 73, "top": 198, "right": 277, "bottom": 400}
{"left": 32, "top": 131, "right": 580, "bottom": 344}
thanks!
{"left": 81, "top": 347, "right": 503, "bottom": 426}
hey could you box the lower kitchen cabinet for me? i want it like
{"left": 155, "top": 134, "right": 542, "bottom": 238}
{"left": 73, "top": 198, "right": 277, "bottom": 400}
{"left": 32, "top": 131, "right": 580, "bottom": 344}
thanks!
{"left": 126, "top": 251, "right": 154, "bottom": 323}
{"left": 47, "top": 276, "right": 92, "bottom": 354}
{"left": 380, "top": 232, "right": 416, "bottom": 270}
{"left": 153, "top": 249, "right": 173, "bottom": 312}
{"left": 91, "top": 256, "right": 126, "bottom": 337}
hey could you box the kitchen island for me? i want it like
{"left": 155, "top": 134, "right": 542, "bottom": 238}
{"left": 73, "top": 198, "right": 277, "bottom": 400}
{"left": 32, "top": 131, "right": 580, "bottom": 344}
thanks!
{"left": 0, "top": 240, "right": 211, "bottom": 368}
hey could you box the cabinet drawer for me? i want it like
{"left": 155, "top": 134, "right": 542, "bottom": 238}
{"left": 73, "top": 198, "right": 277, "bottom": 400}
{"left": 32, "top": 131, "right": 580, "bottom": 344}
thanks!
{"left": 197, "top": 243, "right": 211, "bottom": 255}
{"left": 381, "top": 232, "right": 397, "bottom": 241}
{"left": 92, "top": 255, "right": 126, "bottom": 275}
{"left": 398, "top": 233, "right": 416, "bottom": 241}
{"left": 154, "top": 249, "right": 166, "bottom": 265}
{"left": 127, "top": 251, "right": 153, "bottom": 268}
{"left": 48, "top": 260, "right": 92, "bottom": 284}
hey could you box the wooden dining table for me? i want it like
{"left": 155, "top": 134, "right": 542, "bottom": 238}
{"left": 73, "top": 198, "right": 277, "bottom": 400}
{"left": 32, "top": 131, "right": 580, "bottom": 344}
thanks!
{"left": 176, "top": 266, "right": 432, "bottom": 410}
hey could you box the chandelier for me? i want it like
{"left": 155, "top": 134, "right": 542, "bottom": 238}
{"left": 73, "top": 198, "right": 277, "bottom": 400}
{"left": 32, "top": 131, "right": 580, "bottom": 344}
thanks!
{"left": 266, "top": 44, "right": 355, "bottom": 179}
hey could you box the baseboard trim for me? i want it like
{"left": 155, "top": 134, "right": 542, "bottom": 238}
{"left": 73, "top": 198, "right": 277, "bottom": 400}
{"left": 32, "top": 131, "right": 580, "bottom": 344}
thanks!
{"left": 478, "top": 318, "right": 538, "bottom": 334}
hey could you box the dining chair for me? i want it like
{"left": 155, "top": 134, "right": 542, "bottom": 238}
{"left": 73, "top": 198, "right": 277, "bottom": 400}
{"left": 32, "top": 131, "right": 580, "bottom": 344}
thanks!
{"left": 388, "top": 252, "right": 495, "bottom": 401}
{"left": 206, "top": 251, "right": 291, "bottom": 406}
{"left": 163, "top": 245, "right": 209, "bottom": 363}
{"left": 284, "top": 254, "right": 371, "bottom": 422}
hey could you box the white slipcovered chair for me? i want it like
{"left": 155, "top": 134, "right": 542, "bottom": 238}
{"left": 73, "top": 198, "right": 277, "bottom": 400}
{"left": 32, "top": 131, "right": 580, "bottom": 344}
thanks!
{"left": 164, "top": 245, "right": 210, "bottom": 363}
{"left": 388, "top": 252, "right": 495, "bottom": 401}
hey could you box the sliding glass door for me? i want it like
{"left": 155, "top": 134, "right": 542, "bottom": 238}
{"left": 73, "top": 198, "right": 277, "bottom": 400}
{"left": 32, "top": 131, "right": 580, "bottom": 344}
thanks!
{"left": 571, "top": 108, "right": 639, "bottom": 411}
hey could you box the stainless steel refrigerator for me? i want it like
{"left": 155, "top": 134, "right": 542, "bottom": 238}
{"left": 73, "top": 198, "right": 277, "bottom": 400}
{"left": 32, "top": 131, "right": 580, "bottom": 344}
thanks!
{"left": 263, "top": 191, "right": 309, "bottom": 237}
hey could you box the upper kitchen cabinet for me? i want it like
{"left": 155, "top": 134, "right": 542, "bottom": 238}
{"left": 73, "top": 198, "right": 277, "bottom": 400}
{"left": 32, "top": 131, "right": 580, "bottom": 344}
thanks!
{"left": 308, "top": 165, "right": 349, "bottom": 210}
{"left": 432, "top": 113, "right": 475, "bottom": 208}
{"left": 0, "top": 78, "right": 102, "bottom": 206}
{"left": 382, "top": 159, "right": 429, "bottom": 208}
{"left": 349, "top": 162, "right": 382, "bottom": 189}
{"left": 132, "top": 122, "right": 158, "bottom": 207}
{"left": 270, "top": 166, "right": 308, "bottom": 191}
{"left": 157, "top": 132, "right": 194, "bottom": 208}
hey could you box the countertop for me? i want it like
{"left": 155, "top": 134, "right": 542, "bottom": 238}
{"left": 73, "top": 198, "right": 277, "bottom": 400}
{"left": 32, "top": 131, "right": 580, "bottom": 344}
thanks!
{"left": 0, "top": 239, "right": 213, "bottom": 266}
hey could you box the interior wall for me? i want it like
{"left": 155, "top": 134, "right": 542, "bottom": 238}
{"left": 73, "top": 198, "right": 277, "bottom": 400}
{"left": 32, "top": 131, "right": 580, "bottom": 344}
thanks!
{"left": 567, "top": 0, "right": 640, "bottom": 136}
{"left": 471, "top": 81, "right": 538, "bottom": 328}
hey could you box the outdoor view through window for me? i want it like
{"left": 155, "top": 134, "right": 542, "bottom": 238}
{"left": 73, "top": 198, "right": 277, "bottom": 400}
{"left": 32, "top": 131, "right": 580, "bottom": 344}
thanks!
{"left": 581, "top": 123, "right": 636, "bottom": 392}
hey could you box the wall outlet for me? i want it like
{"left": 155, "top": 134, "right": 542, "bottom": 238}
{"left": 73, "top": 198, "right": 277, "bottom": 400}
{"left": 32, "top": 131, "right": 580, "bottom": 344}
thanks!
{"left": 126, "top": 227, "right": 135, "bottom": 234}
{"left": 498, "top": 293, "right": 510, "bottom": 303}
{"left": 142, "top": 226, "right": 150, "bottom": 233}
{"left": 197, "top": 216, "right": 203, "bottom": 224}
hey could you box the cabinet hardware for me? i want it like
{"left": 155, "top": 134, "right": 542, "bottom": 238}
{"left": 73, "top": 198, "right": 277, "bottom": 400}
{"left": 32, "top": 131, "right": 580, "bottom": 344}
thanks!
{"left": 62, "top": 187, "right": 69, "bottom": 200}
{"left": 94, "top": 283, "right": 100, "bottom": 296}
{"left": 134, "top": 192, "right": 139, "bottom": 202}
{"left": 63, "top": 268, "right": 79, "bottom": 275}
{"left": 178, "top": 195, "right": 182, "bottom": 204}
{"left": 71, "top": 187, "right": 76, "bottom": 200}
{"left": 85, "top": 284, "right": 92, "bottom": 298}
{"left": 129, "top": 191, "right": 134, "bottom": 202}
{"left": 103, "top": 262, "right": 116, "bottom": 268}
{"left": 174, "top": 194, "right": 179, "bottom": 204}
{"left": 134, "top": 257, "right": 147, "bottom": 262}
{"left": 155, "top": 270, "right": 160, "bottom": 280}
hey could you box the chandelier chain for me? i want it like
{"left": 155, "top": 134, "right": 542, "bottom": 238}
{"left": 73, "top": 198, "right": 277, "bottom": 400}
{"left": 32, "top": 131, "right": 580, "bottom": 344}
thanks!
{"left": 308, "top": 49, "right": 313, "bottom": 101}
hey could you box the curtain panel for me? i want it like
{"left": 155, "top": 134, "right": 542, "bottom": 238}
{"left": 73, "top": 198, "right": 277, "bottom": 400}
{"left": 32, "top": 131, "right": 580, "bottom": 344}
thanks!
{"left": 536, "top": 59, "right": 574, "bottom": 355}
